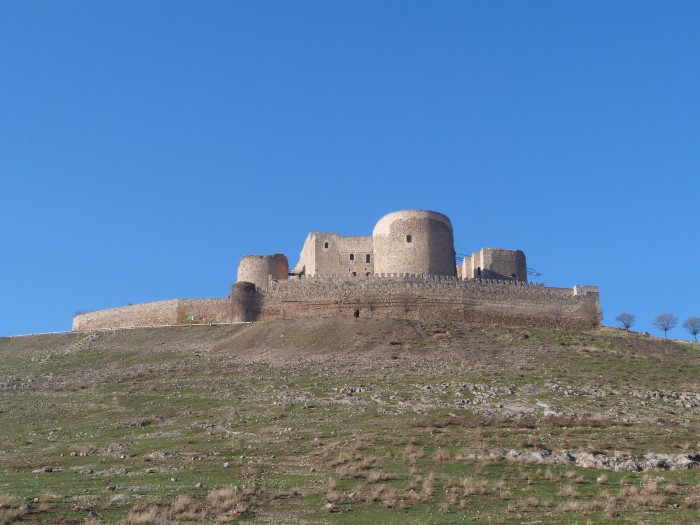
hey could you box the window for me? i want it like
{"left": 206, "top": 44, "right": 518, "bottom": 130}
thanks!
{"left": 349, "top": 253, "right": 355, "bottom": 261}
{"left": 365, "top": 272, "right": 371, "bottom": 277}
{"left": 324, "top": 242, "right": 329, "bottom": 249}
{"left": 406, "top": 235, "right": 413, "bottom": 243}
{"left": 351, "top": 271, "right": 357, "bottom": 276}
{"left": 366, "top": 254, "right": 371, "bottom": 263}
{"left": 353, "top": 309, "right": 360, "bottom": 318}
{"left": 477, "top": 267, "right": 481, "bottom": 276}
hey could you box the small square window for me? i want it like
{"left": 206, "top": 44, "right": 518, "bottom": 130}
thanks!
{"left": 349, "top": 253, "right": 355, "bottom": 261}
{"left": 406, "top": 235, "right": 413, "bottom": 243}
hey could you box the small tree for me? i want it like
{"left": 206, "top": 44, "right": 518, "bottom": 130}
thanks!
{"left": 652, "top": 313, "right": 677, "bottom": 340}
{"left": 683, "top": 316, "right": 700, "bottom": 343}
{"left": 615, "top": 312, "right": 635, "bottom": 334}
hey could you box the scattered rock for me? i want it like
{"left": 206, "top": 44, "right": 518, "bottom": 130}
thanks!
{"left": 32, "top": 466, "right": 63, "bottom": 474}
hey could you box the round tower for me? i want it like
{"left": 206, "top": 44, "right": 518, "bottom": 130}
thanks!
{"left": 236, "top": 254, "right": 289, "bottom": 290}
{"left": 372, "top": 210, "right": 456, "bottom": 277}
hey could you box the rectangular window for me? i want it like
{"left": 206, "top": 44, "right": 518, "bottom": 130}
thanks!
{"left": 366, "top": 254, "right": 371, "bottom": 263}
{"left": 349, "top": 254, "right": 355, "bottom": 261}
{"left": 406, "top": 235, "right": 413, "bottom": 243}
{"left": 324, "top": 242, "right": 329, "bottom": 248}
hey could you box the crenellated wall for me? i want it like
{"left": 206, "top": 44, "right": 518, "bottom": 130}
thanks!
{"left": 72, "top": 277, "right": 601, "bottom": 332}
{"left": 257, "top": 275, "right": 601, "bottom": 330}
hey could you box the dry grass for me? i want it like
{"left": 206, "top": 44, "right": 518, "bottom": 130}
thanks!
{"left": 402, "top": 445, "right": 424, "bottom": 463}
{"left": 559, "top": 484, "right": 579, "bottom": 499}
{"left": 0, "top": 506, "right": 28, "bottom": 523}
{"left": 69, "top": 443, "right": 98, "bottom": 456}
{"left": 557, "top": 500, "right": 605, "bottom": 513}
{"left": 433, "top": 448, "right": 451, "bottom": 462}
{"left": 0, "top": 495, "right": 15, "bottom": 509}
{"left": 366, "top": 470, "right": 386, "bottom": 484}
{"left": 206, "top": 485, "right": 251, "bottom": 517}
{"left": 684, "top": 493, "right": 700, "bottom": 509}
{"left": 421, "top": 472, "right": 436, "bottom": 499}
{"left": 125, "top": 505, "right": 165, "bottom": 525}
{"left": 170, "top": 495, "right": 204, "bottom": 521}
{"left": 563, "top": 469, "right": 585, "bottom": 483}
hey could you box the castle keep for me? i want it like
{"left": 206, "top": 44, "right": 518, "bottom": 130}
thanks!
{"left": 72, "top": 210, "right": 601, "bottom": 331}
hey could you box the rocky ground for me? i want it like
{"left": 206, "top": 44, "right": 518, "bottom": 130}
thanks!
{"left": 1, "top": 319, "right": 699, "bottom": 523}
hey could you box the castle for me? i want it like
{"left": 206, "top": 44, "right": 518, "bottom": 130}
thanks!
{"left": 72, "top": 210, "right": 601, "bottom": 331}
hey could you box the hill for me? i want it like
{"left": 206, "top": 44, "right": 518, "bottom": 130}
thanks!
{"left": 1, "top": 319, "right": 699, "bottom": 524}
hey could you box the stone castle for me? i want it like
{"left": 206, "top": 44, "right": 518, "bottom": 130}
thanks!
{"left": 72, "top": 210, "right": 601, "bottom": 332}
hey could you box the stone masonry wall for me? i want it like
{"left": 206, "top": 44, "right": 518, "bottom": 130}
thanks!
{"left": 72, "top": 298, "right": 230, "bottom": 331}
{"left": 294, "top": 233, "right": 374, "bottom": 277}
{"left": 259, "top": 275, "right": 601, "bottom": 330}
{"left": 480, "top": 248, "right": 527, "bottom": 282}
{"left": 372, "top": 210, "right": 456, "bottom": 277}
{"left": 72, "top": 278, "right": 601, "bottom": 332}
{"left": 237, "top": 254, "right": 289, "bottom": 290}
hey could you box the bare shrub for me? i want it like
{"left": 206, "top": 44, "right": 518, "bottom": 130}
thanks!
{"left": 0, "top": 495, "right": 15, "bottom": 509}
{"left": 176, "top": 304, "right": 190, "bottom": 324}
{"left": 653, "top": 313, "right": 677, "bottom": 339}
{"left": 683, "top": 316, "right": 700, "bottom": 342}
{"left": 615, "top": 313, "right": 635, "bottom": 334}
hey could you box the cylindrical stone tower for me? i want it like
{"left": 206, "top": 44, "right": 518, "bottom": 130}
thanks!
{"left": 480, "top": 248, "right": 527, "bottom": 282}
{"left": 372, "top": 210, "right": 456, "bottom": 277}
{"left": 236, "top": 254, "right": 289, "bottom": 290}
{"left": 230, "top": 281, "right": 258, "bottom": 322}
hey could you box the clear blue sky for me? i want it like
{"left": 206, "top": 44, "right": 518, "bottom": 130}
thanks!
{"left": 1, "top": 0, "right": 698, "bottom": 339}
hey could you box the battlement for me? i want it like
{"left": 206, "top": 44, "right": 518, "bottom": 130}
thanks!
{"left": 254, "top": 274, "right": 601, "bottom": 330}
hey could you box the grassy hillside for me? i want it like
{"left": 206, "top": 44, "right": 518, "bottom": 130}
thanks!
{"left": 1, "top": 319, "right": 699, "bottom": 524}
